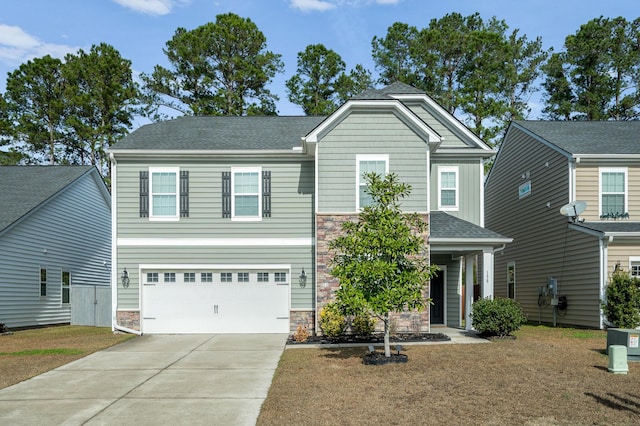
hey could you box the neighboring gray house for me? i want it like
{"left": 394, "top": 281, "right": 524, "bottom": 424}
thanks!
{"left": 0, "top": 166, "right": 111, "bottom": 329}
{"left": 485, "top": 121, "right": 640, "bottom": 329}
{"left": 110, "top": 82, "right": 511, "bottom": 335}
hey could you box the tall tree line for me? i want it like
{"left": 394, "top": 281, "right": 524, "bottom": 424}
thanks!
{"left": 1, "top": 12, "right": 638, "bottom": 171}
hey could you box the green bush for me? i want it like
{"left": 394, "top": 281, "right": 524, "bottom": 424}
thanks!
{"left": 319, "top": 303, "right": 346, "bottom": 338}
{"left": 602, "top": 269, "right": 640, "bottom": 329}
{"left": 471, "top": 297, "right": 526, "bottom": 337}
{"left": 352, "top": 313, "right": 376, "bottom": 336}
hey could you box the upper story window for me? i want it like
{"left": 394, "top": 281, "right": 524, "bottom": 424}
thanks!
{"left": 356, "top": 155, "right": 388, "bottom": 209}
{"left": 438, "top": 166, "right": 459, "bottom": 211}
{"left": 600, "top": 167, "right": 627, "bottom": 218}
{"left": 150, "top": 168, "right": 179, "bottom": 220}
{"left": 232, "top": 167, "right": 262, "bottom": 220}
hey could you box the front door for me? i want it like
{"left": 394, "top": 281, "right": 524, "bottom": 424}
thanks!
{"left": 430, "top": 271, "right": 445, "bottom": 324}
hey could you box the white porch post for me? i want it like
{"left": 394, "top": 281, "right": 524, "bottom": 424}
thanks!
{"left": 464, "top": 255, "right": 474, "bottom": 331}
{"left": 482, "top": 249, "right": 494, "bottom": 299}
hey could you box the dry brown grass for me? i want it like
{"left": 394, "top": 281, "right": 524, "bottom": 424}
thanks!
{"left": 258, "top": 325, "right": 640, "bottom": 426}
{"left": 0, "top": 325, "right": 133, "bottom": 389}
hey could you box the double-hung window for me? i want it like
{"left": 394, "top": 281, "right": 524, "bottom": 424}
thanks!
{"left": 438, "top": 166, "right": 459, "bottom": 211}
{"left": 232, "top": 168, "right": 261, "bottom": 220}
{"left": 357, "top": 155, "right": 388, "bottom": 209}
{"left": 629, "top": 258, "right": 640, "bottom": 278}
{"left": 149, "top": 168, "right": 179, "bottom": 220}
{"left": 600, "top": 168, "right": 627, "bottom": 217}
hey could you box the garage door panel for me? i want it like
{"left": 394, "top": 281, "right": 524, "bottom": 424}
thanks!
{"left": 141, "top": 268, "right": 290, "bottom": 334}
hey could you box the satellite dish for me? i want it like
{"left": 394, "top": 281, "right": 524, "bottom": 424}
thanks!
{"left": 560, "top": 201, "right": 587, "bottom": 220}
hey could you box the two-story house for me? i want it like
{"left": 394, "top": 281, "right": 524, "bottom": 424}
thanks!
{"left": 485, "top": 120, "right": 640, "bottom": 329}
{"left": 110, "top": 82, "right": 510, "bottom": 335}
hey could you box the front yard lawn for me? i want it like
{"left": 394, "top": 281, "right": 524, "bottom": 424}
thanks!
{"left": 258, "top": 325, "right": 640, "bottom": 425}
{"left": 0, "top": 326, "right": 133, "bottom": 389}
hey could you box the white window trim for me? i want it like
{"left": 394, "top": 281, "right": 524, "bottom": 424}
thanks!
{"left": 629, "top": 257, "right": 640, "bottom": 278}
{"left": 599, "top": 167, "right": 627, "bottom": 216}
{"left": 231, "top": 167, "right": 262, "bottom": 221}
{"left": 438, "top": 166, "right": 459, "bottom": 211}
{"left": 149, "top": 167, "right": 180, "bottom": 221}
{"left": 356, "top": 154, "right": 389, "bottom": 210}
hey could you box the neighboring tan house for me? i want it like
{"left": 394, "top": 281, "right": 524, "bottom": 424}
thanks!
{"left": 0, "top": 166, "right": 112, "bottom": 329}
{"left": 109, "top": 82, "right": 511, "bottom": 335}
{"left": 485, "top": 120, "right": 640, "bottom": 329}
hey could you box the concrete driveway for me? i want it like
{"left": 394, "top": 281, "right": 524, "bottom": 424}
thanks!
{"left": 0, "top": 333, "right": 287, "bottom": 426}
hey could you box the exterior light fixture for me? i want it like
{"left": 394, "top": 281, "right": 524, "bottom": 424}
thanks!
{"left": 299, "top": 268, "right": 307, "bottom": 288}
{"left": 121, "top": 268, "right": 130, "bottom": 288}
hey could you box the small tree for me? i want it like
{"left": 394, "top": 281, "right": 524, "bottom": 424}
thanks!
{"left": 603, "top": 269, "right": 640, "bottom": 329}
{"left": 329, "top": 173, "right": 438, "bottom": 357}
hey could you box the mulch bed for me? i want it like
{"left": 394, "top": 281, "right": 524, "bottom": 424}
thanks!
{"left": 287, "top": 332, "right": 451, "bottom": 346}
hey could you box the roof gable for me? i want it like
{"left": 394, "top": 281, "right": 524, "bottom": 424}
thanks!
{"left": 0, "top": 166, "right": 96, "bottom": 233}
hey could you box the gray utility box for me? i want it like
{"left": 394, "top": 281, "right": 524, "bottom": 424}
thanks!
{"left": 606, "top": 328, "right": 640, "bottom": 361}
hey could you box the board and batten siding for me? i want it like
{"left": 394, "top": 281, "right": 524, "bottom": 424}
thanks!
{"left": 576, "top": 164, "right": 640, "bottom": 221}
{"left": 115, "top": 158, "right": 315, "bottom": 311}
{"left": 0, "top": 173, "right": 111, "bottom": 328}
{"left": 430, "top": 158, "right": 483, "bottom": 225}
{"left": 316, "top": 111, "right": 429, "bottom": 213}
{"left": 487, "top": 126, "right": 604, "bottom": 328}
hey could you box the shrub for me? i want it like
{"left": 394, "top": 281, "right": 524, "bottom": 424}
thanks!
{"left": 293, "top": 324, "right": 310, "bottom": 343}
{"left": 319, "top": 303, "right": 346, "bottom": 338}
{"left": 352, "top": 313, "right": 376, "bottom": 336}
{"left": 471, "top": 297, "right": 526, "bottom": 337}
{"left": 602, "top": 269, "right": 640, "bottom": 329}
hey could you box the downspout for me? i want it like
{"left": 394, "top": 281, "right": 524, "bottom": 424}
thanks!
{"left": 110, "top": 152, "right": 118, "bottom": 333}
{"left": 599, "top": 235, "right": 613, "bottom": 329}
{"left": 114, "top": 324, "right": 142, "bottom": 335}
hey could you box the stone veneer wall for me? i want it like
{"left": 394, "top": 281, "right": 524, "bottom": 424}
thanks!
{"left": 290, "top": 310, "right": 315, "bottom": 334}
{"left": 316, "top": 213, "right": 431, "bottom": 334}
{"left": 116, "top": 310, "right": 140, "bottom": 331}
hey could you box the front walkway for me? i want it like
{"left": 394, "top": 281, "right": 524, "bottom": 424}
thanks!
{"left": 0, "top": 334, "right": 287, "bottom": 426}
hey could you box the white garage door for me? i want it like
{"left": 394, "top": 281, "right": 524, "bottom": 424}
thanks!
{"left": 141, "top": 266, "right": 290, "bottom": 333}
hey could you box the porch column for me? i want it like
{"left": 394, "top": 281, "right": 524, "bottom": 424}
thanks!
{"left": 465, "top": 255, "right": 474, "bottom": 331}
{"left": 482, "top": 249, "right": 494, "bottom": 299}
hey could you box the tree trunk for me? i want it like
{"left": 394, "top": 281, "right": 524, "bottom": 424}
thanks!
{"left": 384, "top": 313, "right": 391, "bottom": 357}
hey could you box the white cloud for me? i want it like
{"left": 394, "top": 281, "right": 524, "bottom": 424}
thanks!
{"left": 290, "top": 0, "right": 336, "bottom": 12}
{"left": 0, "top": 24, "right": 78, "bottom": 66}
{"left": 112, "top": 0, "right": 176, "bottom": 16}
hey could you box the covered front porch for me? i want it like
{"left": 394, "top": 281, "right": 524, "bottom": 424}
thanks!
{"left": 429, "top": 212, "right": 513, "bottom": 330}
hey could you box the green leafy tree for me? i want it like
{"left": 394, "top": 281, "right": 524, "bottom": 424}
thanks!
{"left": 329, "top": 173, "right": 438, "bottom": 357}
{"left": 372, "top": 22, "right": 420, "bottom": 87}
{"left": 63, "top": 43, "right": 138, "bottom": 178}
{"left": 603, "top": 269, "right": 640, "bottom": 329}
{"left": 542, "top": 16, "right": 640, "bottom": 120}
{"left": 286, "top": 44, "right": 372, "bottom": 115}
{"left": 4, "top": 55, "right": 66, "bottom": 164}
{"left": 141, "top": 13, "right": 284, "bottom": 118}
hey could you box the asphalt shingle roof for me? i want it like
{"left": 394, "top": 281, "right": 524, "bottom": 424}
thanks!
{"left": 576, "top": 221, "right": 640, "bottom": 234}
{"left": 429, "top": 211, "right": 509, "bottom": 240}
{"left": 0, "top": 166, "right": 93, "bottom": 232}
{"left": 111, "top": 116, "right": 327, "bottom": 151}
{"left": 514, "top": 120, "right": 640, "bottom": 155}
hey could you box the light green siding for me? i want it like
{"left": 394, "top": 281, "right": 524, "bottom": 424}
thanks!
{"left": 430, "top": 158, "right": 483, "bottom": 225}
{"left": 406, "top": 101, "right": 474, "bottom": 149}
{"left": 115, "top": 157, "right": 315, "bottom": 311}
{"left": 317, "top": 111, "right": 429, "bottom": 213}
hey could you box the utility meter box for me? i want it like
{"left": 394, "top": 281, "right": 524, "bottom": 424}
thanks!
{"left": 607, "top": 328, "right": 640, "bottom": 361}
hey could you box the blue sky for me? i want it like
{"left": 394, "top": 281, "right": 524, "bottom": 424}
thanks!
{"left": 0, "top": 0, "right": 637, "bottom": 122}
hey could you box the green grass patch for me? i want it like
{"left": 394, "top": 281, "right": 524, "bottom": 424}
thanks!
{"left": 0, "top": 348, "right": 84, "bottom": 356}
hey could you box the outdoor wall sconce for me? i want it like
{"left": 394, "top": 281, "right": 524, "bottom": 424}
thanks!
{"left": 299, "top": 268, "right": 307, "bottom": 288}
{"left": 121, "top": 268, "right": 130, "bottom": 288}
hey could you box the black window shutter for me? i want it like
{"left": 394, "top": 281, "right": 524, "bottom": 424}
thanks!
{"left": 222, "top": 171, "right": 231, "bottom": 218}
{"left": 139, "top": 171, "right": 149, "bottom": 218}
{"left": 262, "top": 170, "right": 271, "bottom": 218}
{"left": 180, "top": 170, "right": 189, "bottom": 218}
